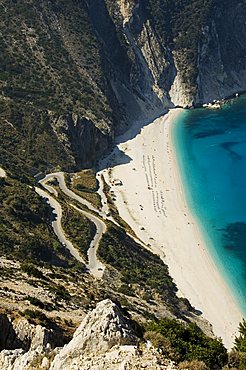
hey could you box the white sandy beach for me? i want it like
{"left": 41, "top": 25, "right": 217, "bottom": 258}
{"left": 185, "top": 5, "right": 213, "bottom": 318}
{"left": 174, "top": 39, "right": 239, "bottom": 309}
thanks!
{"left": 99, "top": 108, "right": 243, "bottom": 349}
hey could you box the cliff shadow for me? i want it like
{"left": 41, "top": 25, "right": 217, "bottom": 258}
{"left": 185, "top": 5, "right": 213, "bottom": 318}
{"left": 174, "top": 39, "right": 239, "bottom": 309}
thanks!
{"left": 98, "top": 108, "right": 169, "bottom": 171}
{"left": 98, "top": 145, "right": 132, "bottom": 171}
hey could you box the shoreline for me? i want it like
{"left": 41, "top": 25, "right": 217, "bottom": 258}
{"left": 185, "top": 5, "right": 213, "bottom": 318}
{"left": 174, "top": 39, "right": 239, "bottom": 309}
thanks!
{"left": 99, "top": 108, "right": 243, "bottom": 348}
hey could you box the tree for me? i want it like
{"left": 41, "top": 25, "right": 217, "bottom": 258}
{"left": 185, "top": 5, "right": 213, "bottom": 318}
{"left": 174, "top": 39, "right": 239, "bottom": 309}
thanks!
{"left": 235, "top": 319, "right": 246, "bottom": 353}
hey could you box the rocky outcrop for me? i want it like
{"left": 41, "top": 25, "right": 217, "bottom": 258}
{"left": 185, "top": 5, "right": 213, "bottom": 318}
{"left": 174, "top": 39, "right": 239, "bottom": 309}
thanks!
{"left": 0, "top": 315, "right": 21, "bottom": 351}
{"left": 0, "top": 314, "right": 54, "bottom": 351}
{"left": 116, "top": 0, "right": 135, "bottom": 25}
{"left": 50, "top": 113, "right": 112, "bottom": 169}
{"left": 0, "top": 300, "right": 178, "bottom": 370}
{"left": 67, "top": 114, "right": 113, "bottom": 169}
{"left": 51, "top": 344, "right": 177, "bottom": 370}
{"left": 94, "top": 0, "right": 246, "bottom": 128}
{"left": 196, "top": 2, "right": 246, "bottom": 104}
{"left": 0, "top": 316, "right": 54, "bottom": 370}
{"left": 50, "top": 299, "right": 137, "bottom": 369}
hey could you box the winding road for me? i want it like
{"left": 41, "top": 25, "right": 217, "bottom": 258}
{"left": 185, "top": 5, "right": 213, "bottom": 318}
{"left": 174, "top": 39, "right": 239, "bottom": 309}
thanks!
{"left": 35, "top": 187, "right": 84, "bottom": 265}
{"left": 36, "top": 172, "right": 106, "bottom": 278}
{"left": 40, "top": 172, "right": 102, "bottom": 216}
{"left": 71, "top": 204, "right": 106, "bottom": 278}
{"left": 37, "top": 171, "right": 148, "bottom": 279}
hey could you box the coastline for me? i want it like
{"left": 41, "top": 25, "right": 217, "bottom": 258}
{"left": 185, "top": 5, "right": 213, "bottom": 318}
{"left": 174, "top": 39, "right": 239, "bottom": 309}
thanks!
{"left": 99, "top": 108, "right": 243, "bottom": 349}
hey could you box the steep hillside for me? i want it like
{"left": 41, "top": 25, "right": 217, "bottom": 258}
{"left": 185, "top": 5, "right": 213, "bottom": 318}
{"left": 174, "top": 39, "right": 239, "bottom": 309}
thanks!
{"left": 1, "top": 1, "right": 246, "bottom": 367}
{"left": 196, "top": 0, "right": 246, "bottom": 103}
{"left": 1, "top": 0, "right": 245, "bottom": 311}
{"left": 1, "top": 0, "right": 246, "bottom": 174}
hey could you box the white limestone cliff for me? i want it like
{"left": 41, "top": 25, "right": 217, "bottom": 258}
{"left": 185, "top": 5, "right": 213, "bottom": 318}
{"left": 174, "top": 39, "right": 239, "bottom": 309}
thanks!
{"left": 0, "top": 300, "right": 178, "bottom": 370}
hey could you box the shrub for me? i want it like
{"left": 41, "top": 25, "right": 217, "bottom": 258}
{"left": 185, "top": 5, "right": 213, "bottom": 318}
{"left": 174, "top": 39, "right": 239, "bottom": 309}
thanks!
{"left": 118, "top": 284, "right": 135, "bottom": 296}
{"left": 21, "top": 263, "right": 44, "bottom": 279}
{"left": 22, "top": 309, "right": 48, "bottom": 324}
{"left": 146, "top": 318, "right": 228, "bottom": 368}
{"left": 49, "top": 284, "right": 70, "bottom": 301}
{"left": 235, "top": 319, "right": 246, "bottom": 352}
{"left": 26, "top": 295, "right": 45, "bottom": 309}
{"left": 178, "top": 360, "right": 209, "bottom": 370}
{"left": 232, "top": 320, "right": 246, "bottom": 369}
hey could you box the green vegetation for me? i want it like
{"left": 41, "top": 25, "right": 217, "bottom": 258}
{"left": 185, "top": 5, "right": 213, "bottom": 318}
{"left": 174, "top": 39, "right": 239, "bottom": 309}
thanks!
{"left": 98, "top": 224, "right": 189, "bottom": 314}
{"left": 0, "top": 175, "right": 74, "bottom": 265}
{"left": 0, "top": 104, "right": 75, "bottom": 176}
{"left": 0, "top": 0, "right": 223, "bottom": 272}
{"left": 117, "top": 283, "right": 135, "bottom": 296}
{"left": 70, "top": 170, "right": 98, "bottom": 192}
{"left": 178, "top": 360, "right": 209, "bottom": 369}
{"left": 68, "top": 170, "right": 102, "bottom": 209}
{"left": 0, "top": 0, "right": 112, "bottom": 180}
{"left": 22, "top": 309, "right": 49, "bottom": 325}
{"left": 61, "top": 204, "right": 96, "bottom": 260}
{"left": 1, "top": 3, "right": 244, "bottom": 366}
{"left": 21, "top": 263, "right": 45, "bottom": 279}
{"left": 235, "top": 320, "right": 246, "bottom": 352}
{"left": 26, "top": 296, "right": 45, "bottom": 310}
{"left": 145, "top": 318, "right": 228, "bottom": 368}
{"left": 106, "top": 0, "right": 217, "bottom": 90}
{"left": 0, "top": 0, "right": 110, "bottom": 117}
{"left": 229, "top": 319, "right": 246, "bottom": 369}
{"left": 48, "top": 284, "right": 71, "bottom": 301}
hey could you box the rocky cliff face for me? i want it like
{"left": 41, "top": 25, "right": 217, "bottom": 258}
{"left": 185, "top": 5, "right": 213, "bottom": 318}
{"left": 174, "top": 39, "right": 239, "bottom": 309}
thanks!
{"left": 1, "top": 0, "right": 246, "bottom": 172}
{"left": 0, "top": 315, "right": 55, "bottom": 370}
{"left": 106, "top": 0, "right": 246, "bottom": 111}
{"left": 196, "top": 1, "right": 246, "bottom": 104}
{"left": 0, "top": 313, "right": 61, "bottom": 353}
{"left": 0, "top": 300, "right": 177, "bottom": 370}
{"left": 49, "top": 113, "right": 112, "bottom": 169}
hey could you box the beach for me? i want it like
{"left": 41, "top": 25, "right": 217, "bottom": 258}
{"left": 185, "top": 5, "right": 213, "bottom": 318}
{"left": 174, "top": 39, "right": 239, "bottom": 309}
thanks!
{"left": 99, "top": 108, "right": 243, "bottom": 349}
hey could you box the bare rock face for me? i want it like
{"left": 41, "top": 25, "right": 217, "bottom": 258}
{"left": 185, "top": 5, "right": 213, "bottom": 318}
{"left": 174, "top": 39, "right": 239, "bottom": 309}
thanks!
{"left": 0, "top": 349, "right": 26, "bottom": 370}
{"left": 12, "top": 319, "right": 52, "bottom": 351}
{"left": 0, "top": 316, "right": 54, "bottom": 370}
{"left": 0, "top": 315, "right": 20, "bottom": 351}
{"left": 2, "top": 0, "right": 246, "bottom": 175}
{"left": 52, "top": 344, "right": 177, "bottom": 370}
{"left": 50, "top": 299, "right": 136, "bottom": 369}
{"left": 116, "top": 0, "right": 135, "bottom": 24}
{"left": 50, "top": 299, "right": 177, "bottom": 370}
{"left": 0, "top": 315, "right": 52, "bottom": 352}
{"left": 0, "top": 300, "right": 178, "bottom": 369}
{"left": 195, "top": 2, "right": 246, "bottom": 104}
{"left": 0, "top": 348, "right": 40, "bottom": 370}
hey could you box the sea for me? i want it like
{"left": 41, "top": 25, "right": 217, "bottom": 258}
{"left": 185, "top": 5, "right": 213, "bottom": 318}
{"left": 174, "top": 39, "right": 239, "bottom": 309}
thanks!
{"left": 173, "top": 96, "right": 246, "bottom": 316}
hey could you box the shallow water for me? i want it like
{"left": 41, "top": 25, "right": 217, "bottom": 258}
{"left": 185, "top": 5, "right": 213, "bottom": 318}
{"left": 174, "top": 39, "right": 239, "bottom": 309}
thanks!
{"left": 173, "top": 97, "right": 246, "bottom": 315}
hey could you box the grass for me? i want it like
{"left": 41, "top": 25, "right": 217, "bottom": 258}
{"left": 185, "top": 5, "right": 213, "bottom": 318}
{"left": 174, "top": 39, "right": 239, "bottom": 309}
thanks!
{"left": 74, "top": 191, "right": 101, "bottom": 210}
{"left": 70, "top": 170, "right": 98, "bottom": 192}
{"left": 67, "top": 170, "right": 102, "bottom": 210}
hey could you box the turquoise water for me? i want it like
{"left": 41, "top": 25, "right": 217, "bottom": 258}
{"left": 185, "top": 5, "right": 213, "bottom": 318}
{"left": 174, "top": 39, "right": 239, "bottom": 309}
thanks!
{"left": 173, "top": 96, "right": 246, "bottom": 316}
